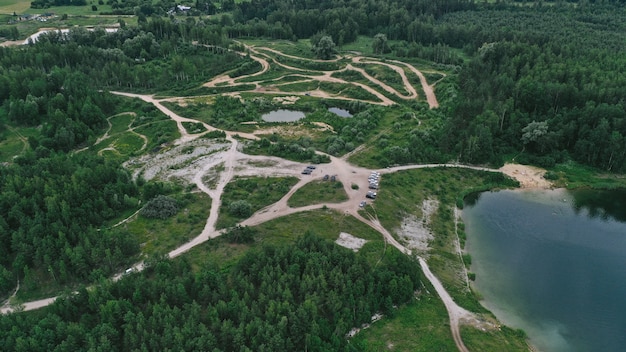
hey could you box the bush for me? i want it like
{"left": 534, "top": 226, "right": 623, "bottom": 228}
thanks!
{"left": 223, "top": 225, "right": 257, "bottom": 244}
{"left": 228, "top": 200, "right": 252, "bottom": 218}
{"left": 140, "top": 195, "right": 179, "bottom": 219}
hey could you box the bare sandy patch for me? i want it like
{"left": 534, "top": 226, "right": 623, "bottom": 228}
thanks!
{"left": 311, "top": 121, "right": 335, "bottom": 133}
{"left": 396, "top": 199, "right": 438, "bottom": 252}
{"left": 272, "top": 96, "right": 300, "bottom": 105}
{"left": 124, "top": 139, "right": 229, "bottom": 181}
{"left": 499, "top": 163, "right": 552, "bottom": 189}
{"left": 335, "top": 232, "right": 368, "bottom": 252}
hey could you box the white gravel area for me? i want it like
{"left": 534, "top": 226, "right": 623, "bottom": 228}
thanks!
{"left": 396, "top": 199, "right": 438, "bottom": 252}
{"left": 335, "top": 232, "right": 368, "bottom": 252}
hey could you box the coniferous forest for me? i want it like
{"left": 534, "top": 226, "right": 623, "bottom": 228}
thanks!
{"left": 0, "top": 235, "right": 420, "bottom": 351}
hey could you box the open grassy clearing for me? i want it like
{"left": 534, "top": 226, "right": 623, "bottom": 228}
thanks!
{"left": 182, "top": 121, "right": 207, "bottom": 134}
{"left": 287, "top": 180, "right": 349, "bottom": 207}
{"left": 216, "top": 176, "right": 299, "bottom": 229}
{"left": 461, "top": 325, "right": 529, "bottom": 352}
{"left": 133, "top": 119, "right": 180, "bottom": 151}
{"left": 0, "top": 126, "right": 38, "bottom": 162}
{"left": 183, "top": 236, "right": 252, "bottom": 273}
{"left": 254, "top": 208, "right": 384, "bottom": 243}
{"left": 546, "top": 160, "right": 626, "bottom": 189}
{"left": 0, "top": 0, "right": 30, "bottom": 14}
{"left": 353, "top": 62, "right": 410, "bottom": 96}
{"left": 124, "top": 192, "right": 212, "bottom": 256}
{"left": 161, "top": 99, "right": 258, "bottom": 133}
{"left": 108, "top": 113, "right": 135, "bottom": 135}
{"left": 372, "top": 168, "right": 518, "bottom": 311}
{"left": 234, "top": 65, "right": 296, "bottom": 83}
{"left": 113, "top": 133, "right": 145, "bottom": 155}
{"left": 272, "top": 52, "right": 347, "bottom": 72}
{"left": 21, "top": 5, "right": 117, "bottom": 16}
{"left": 275, "top": 80, "right": 320, "bottom": 93}
{"left": 351, "top": 287, "right": 458, "bottom": 351}
{"left": 240, "top": 38, "right": 317, "bottom": 59}
{"left": 258, "top": 74, "right": 309, "bottom": 86}
{"left": 0, "top": 132, "right": 26, "bottom": 161}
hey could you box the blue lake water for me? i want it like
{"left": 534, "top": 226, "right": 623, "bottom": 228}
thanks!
{"left": 462, "top": 189, "right": 626, "bottom": 352}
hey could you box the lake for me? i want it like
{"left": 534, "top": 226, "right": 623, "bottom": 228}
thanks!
{"left": 261, "top": 110, "right": 305, "bottom": 122}
{"left": 328, "top": 107, "right": 352, "bottom": 117}
{"left": 463, "top": 188, "right": 626, "bottom": 352}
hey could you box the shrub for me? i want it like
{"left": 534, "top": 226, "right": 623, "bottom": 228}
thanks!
{"left": 223, "top": 225, "right": 257, "bottom": 244}
{"left": 140, "top": 195, "right": 179, "bottom": 219}
{"left": 229, "top": 200, "right": 252, "bottom": 218}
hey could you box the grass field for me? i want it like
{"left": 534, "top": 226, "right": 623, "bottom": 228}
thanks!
{"left": 108, "top": 113, "right": 135, "bottom": 135}
{"left": 125, "top": 192, "right": 212, "bottom": 256}
{"left": 287, "top": 180, "right": 349, "bottom": 207}
{"left": 352, "top": 285, "right": 458, "bottom": 351}
{"left": 0, "top": 0, "right": 30, "bottom": 14}
{"left": 216, "top": 176, "right": 299, "bottom": 229}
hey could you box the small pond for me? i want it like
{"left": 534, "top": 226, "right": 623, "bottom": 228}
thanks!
{"left": 261, "top": 110, "right": 306, "bottom": 122}
{"left": 328, "top": 107, "right": 352, "bottom": 118}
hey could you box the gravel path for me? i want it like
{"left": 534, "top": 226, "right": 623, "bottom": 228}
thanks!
{"left": 0, "top": 46, "right": 531, "bottom": 352}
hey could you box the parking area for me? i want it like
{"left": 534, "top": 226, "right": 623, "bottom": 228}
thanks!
{"left": 359, "top": 171, "right": 380, "bottom": 208}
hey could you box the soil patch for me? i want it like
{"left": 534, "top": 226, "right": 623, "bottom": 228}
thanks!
{"left": 335, "top": 232, "right": 368, "bottom": 252}
{"left": 499, "top": 163, "right": 552, "bottom": 189}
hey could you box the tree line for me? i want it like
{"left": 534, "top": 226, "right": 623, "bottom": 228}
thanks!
{"left": 0, "top": 234, "right": 422, "bottom": 351}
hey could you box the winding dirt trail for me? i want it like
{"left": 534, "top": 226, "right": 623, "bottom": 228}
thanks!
{"left": 0, "top": 45, "right": 520, "bottom": 352}
{"left": 201, "top": 43, "right": 439, "bottom": 108}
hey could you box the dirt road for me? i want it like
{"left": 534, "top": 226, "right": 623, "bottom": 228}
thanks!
{"left": 1, "top": 46, "right": 507, "bottom": 352}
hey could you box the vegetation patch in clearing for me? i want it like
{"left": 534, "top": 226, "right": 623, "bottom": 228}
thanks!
{"left": 125, "top": 192, "right": 211, "bottom": 256}
{"left": 216, "top": 176, "right": 299, "bottom": 229}
{"left": 287, "top": 180, "right": 348, "bottom": 207}
{"left": 351, "top": 288, "right": 457, "bottom": 351}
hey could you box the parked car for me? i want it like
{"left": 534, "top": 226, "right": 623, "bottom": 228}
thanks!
{"left": 307, "top": 165, "right": 317, "bottom": 169}
{"left": 302, "top": 169, "right": 312, "bottom": 174}
{"left": 359, "top": 201, "right": 367, "bottom": 207}
{"left": 330, "top": 175, "right": 336, "bottom": 182}
{"left": 366, "top": 191, "right": 377, "bottom": 199}
{"left": 369, "top": 183, "right": 378, "bottom": 189}
{"left": 323, "top": 174, "right": 329, "bottom": 181}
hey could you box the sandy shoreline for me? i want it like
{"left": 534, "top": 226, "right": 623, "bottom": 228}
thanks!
{"left": 499, "top": 163, "right": 552, "bottom": 189}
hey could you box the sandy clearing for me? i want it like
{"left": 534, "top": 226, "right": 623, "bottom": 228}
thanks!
{"left": 335, "top": 232, "right": 368, "bottom": 252}
{"left": 396, "top": 199, "right": 438, "bottom": 252}
{"left": 499, "top": 163, "right": 552, "bottom": 189}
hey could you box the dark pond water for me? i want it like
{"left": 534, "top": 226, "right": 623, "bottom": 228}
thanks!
{"left": 463, "top": 189, "right": 626, "bottom": 352}
{"left": 328, "top": 107, "right": 352, "bottom": 117}
{"left": 261, "top": 110, "right": 305, "bottom": 122}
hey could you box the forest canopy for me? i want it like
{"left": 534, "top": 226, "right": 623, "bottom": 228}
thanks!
{"left": 0, "top": 235, "right": 421, "bottom": 351}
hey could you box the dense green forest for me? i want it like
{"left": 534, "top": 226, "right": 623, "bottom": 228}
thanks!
{"left": 0, "top": 235, "right": 421, "bottom": 351}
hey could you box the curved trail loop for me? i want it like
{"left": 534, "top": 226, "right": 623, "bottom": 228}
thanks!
{"left": 202, "top": 43, "right": 441, "bottom": 108}
{"left": 0, "top": 44, "right": 516, "bottom": 352}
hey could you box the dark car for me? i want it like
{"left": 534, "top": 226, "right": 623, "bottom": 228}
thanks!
{"left": 307, "top": 165, "right": 317, "bottom": 169}
{"left": 302, "top": 169, "right": 312, "bottom": 174}
{"left": 323, "top": 174, "right": 329, "bottom": 181}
